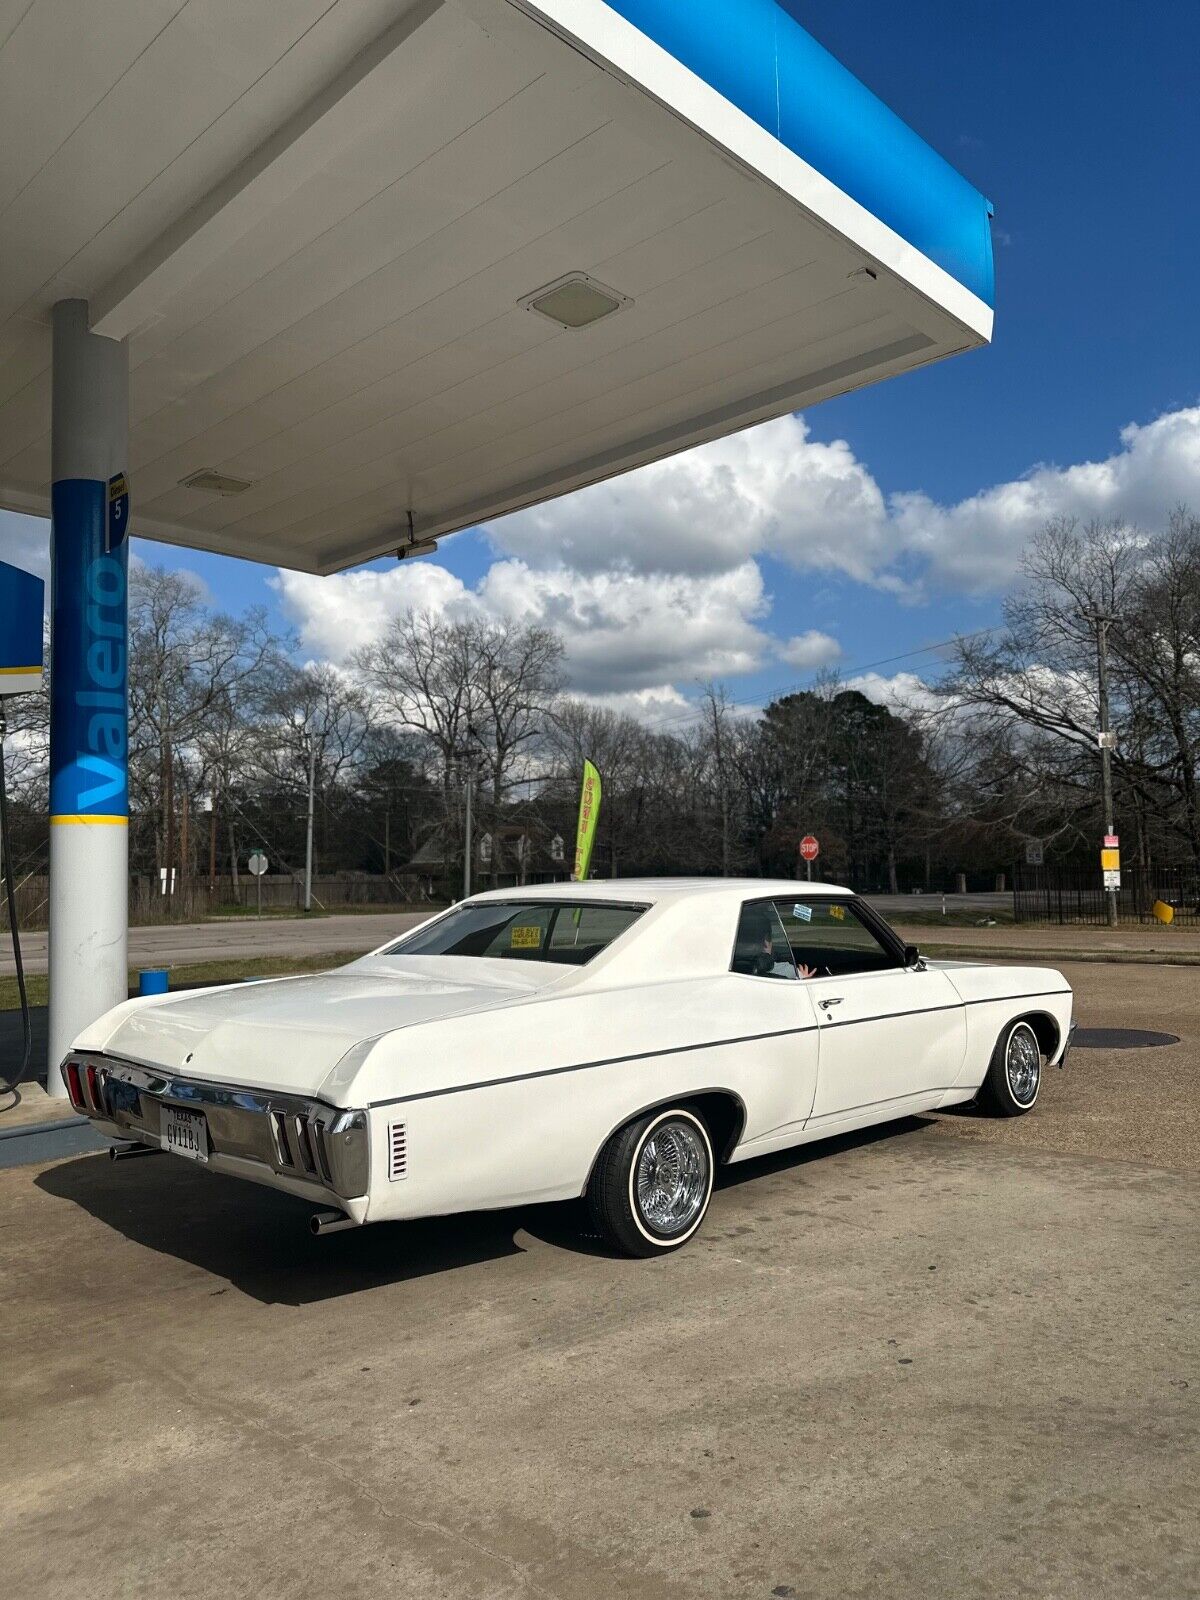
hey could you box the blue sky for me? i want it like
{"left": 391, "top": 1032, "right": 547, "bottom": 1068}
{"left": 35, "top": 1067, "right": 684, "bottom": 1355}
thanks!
{"left": 5, "top": 1, "right": 1199, "bottom": 719}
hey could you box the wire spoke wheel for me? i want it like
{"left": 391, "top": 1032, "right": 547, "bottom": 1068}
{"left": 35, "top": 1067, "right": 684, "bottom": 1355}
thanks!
{"left": 1005, "top": 1024, "right": 1041, "bottom": 1105}
{"left": 634, "top": 1118, "right": 709, "bottom": 1237}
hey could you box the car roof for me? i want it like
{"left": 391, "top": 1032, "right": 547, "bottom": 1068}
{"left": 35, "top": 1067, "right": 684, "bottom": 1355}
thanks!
{"left": 465, "top": 877, "right": 856, "bottom": 906}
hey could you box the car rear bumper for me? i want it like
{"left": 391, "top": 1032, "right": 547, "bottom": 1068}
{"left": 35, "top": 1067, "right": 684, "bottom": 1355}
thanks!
{"left": 61, "top": 1052, "right": 370, "bottom": 1220}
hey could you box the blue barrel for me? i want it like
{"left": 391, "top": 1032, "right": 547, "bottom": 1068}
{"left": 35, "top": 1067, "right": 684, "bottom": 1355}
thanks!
{"left": 138, "top": 968, "right": 169, "bottom": 996}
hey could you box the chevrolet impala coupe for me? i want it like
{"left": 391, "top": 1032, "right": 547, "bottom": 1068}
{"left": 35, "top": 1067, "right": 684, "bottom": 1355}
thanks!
{"left": 62, "top": 880, "right": 1074, "bottom": 1256}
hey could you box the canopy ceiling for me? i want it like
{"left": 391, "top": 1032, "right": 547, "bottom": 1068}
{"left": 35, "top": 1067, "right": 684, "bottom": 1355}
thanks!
{"left": 0, "top": 0, "right": 993, "bottom": 573}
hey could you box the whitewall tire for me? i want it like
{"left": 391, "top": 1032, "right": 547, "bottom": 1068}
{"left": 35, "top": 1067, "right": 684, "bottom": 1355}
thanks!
{"left": 588, "top": 1107, "right": 715, "bottom": 1257}
{"left": 981, "top": 1019, "right": 1043, "bottom": 1117}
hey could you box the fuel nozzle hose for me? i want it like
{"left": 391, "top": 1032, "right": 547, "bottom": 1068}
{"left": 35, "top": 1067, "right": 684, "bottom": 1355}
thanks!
{"left": 0, "top": 706, "right": 32, "bottom": 1103}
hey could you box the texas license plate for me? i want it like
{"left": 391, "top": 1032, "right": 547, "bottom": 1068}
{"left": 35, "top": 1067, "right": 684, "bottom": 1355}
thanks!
{"left": 162, "top": 1105, "right": 209, "bottom": 1163}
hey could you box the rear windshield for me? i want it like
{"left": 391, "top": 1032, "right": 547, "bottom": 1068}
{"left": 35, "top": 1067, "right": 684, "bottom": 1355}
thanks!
{"left": 383, "top": 901, "right": 645, "bottom": 966}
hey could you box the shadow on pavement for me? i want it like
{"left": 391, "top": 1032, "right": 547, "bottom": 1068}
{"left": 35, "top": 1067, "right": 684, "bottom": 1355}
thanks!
{"left": 36, "top": 1154, "right": 526, "bottom": 1306}
{"left": 36, "top": 1115, "right": 941, "bottom": 1297}
{"left": 713, "top": 1115, "right": 936, "bottom": 1188}
{"left": 516, "top": 1119, "right": 937, "bottom": 1257}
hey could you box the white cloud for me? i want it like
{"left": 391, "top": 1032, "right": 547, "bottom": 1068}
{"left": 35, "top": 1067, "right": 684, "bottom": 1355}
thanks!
{"left": 275, "top": 556, "right": 771, "bottom": 698}
{"left": 276, "top": 401, "right": 1200, "bottom": 714}
{"left": 0, "top": 511, "right": 50, "bottom": 590}
{"left": 842, "top": 671, "right": 941, "bottom": 714}
{"left": 776, "top": 629, "right": 842, "bottom": 669}
{"left": 891, "top": 405, "right": 1200, "bottom": 593}
{"left": 486, "top": 403, "right": 1200, "bottom": 598}
{"left": 485, "top": 414, "right": 890, "bottom": 582}
{"left": 272, "top": 561, "right": 475, "bottom": 662}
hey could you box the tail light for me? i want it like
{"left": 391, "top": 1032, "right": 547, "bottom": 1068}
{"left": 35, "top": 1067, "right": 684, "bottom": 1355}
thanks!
{"left": 85, "top": 1064, "right": 108, "bottom": 1116}
{"left": 271, "top": 1111, "right": 333, "bottom": 1184}
{"left": 63, "top": 1060, "right": 85, "bottom": 1112}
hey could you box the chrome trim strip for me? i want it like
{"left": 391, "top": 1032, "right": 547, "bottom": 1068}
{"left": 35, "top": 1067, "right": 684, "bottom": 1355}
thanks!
{"left": 369, "top": 990, "right": 1073, "bottom": 1110}
{"left": 71, "top": 1053, "right": 342, "bottom": 1119}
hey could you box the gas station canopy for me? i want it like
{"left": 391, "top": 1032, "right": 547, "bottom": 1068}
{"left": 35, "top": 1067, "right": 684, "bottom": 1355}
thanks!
{"left": 0, "top": 0, "right": 994, "bottom": 573}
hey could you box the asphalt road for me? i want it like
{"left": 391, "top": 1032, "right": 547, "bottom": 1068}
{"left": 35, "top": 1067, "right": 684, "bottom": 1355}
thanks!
{"left": 1, "top": 895, "right": 1022, "bottom": 978}
{"left": 0, "top": 910, "right": 427, "bottom": 977}
{"left": 1, "top": 960, "right": 1195, "bottom": 1599}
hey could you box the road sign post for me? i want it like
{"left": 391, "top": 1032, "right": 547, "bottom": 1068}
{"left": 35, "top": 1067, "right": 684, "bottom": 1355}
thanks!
{"left": 247, "top": 850, "right": 268, "bottom": 919}
{"left": 799, "top": 834, "right": 820, "bottom": 882}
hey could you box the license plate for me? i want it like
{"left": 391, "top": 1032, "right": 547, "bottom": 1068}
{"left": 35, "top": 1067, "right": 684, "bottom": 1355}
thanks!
{"left": 162, "top": 1105, "right": 209, "bottom": 1163}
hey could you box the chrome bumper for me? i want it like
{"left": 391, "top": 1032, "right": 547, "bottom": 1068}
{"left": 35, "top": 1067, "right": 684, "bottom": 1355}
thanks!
{"left": 64, "top": 1053, "right": 369, "bottom": 1202}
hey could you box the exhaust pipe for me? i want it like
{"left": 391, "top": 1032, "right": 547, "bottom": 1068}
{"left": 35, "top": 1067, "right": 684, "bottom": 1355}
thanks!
{"left": 310, "top": 1208, "right": 356, "bottom": 1236}
{"left": 109, "top": 1141, "right": 162, "bottom": 1161}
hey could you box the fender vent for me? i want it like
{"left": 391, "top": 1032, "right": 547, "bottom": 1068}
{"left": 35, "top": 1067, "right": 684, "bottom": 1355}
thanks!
{"left": 388, "top": 1120, "right": 408, "bottom": 1182}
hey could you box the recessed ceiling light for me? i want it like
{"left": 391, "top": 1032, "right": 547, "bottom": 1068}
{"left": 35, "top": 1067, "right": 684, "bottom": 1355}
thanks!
{"left": 180, "top": 469, "right": 254, "bottom": 496}
{"left": 522, "top": 273, "right": 629, "bottom": 330}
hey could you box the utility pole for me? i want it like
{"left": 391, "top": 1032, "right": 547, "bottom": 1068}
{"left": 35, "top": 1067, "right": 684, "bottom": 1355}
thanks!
{"left": 304, "top": 728, "right": 317, "bottom": 913}
{"left": 1083, "top": 610, "right": 1119, "bottom": 927}
{"left": 463, "top": 767, "right": 473, "bottom": 900}
{"left": 208, "top": 784, "right": 218, "bottom": 895}
{"left": 179, "top": 786, "right": 190, "bottom": 913}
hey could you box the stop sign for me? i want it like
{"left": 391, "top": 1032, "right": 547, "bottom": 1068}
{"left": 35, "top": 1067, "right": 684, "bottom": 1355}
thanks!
{"left": 799, "top": 835, "right": 820, "bottom": 862}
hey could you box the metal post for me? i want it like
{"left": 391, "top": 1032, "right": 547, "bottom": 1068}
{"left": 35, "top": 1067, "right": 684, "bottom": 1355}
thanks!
{"left": 1088, "top": 612, "right": 1119, "bottom": 928}
{"left": 47, "top": 301, "right": 129, "bottom": 1095}
{"left": 463, "top": 771, "right": 473, "bottom": 900}
{"left": 303, "top": 729, "right": 316, "bottom": 912}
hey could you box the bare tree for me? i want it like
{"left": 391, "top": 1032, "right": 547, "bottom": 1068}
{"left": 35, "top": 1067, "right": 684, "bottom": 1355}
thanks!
{"left": 945, "top": 512, "right": 1200, "bottom": 866}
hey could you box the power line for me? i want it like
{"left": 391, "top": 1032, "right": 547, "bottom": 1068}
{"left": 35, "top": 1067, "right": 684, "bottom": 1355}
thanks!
{"left": 633, "top": 626, "right": 995, "bottom": 734}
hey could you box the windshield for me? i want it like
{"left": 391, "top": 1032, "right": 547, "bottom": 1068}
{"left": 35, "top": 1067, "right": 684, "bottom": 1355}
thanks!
{"left": 383, "top": 900, "right": 646, "bottom": 967}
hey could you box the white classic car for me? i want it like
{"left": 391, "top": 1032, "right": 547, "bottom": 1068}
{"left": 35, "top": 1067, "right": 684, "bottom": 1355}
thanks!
{"left": 62, "top": 880, "right": 1075, "bottom": 1257}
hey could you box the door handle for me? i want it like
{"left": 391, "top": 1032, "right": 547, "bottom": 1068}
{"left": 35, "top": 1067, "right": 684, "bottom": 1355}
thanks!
{"left": 818, "top": 996, "right": 843, "bottom": 1011}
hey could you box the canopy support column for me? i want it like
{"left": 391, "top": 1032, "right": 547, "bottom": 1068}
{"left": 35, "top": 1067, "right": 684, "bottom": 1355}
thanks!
{"left": 46, "top": 301, "right": 130, "bottom": 1095}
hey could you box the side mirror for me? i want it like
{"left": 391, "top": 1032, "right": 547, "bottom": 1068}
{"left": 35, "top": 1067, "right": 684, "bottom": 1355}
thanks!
{"left": 903, "top": 943, "right": 923, "bottom": 969}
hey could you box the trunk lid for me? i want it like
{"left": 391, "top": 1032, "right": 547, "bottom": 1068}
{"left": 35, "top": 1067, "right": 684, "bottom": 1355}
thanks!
{"left": 101, "top": 960, "right": 552, "bottom": 1097}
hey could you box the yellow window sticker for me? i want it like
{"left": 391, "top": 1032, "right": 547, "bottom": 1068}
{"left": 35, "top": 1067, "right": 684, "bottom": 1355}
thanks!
{"left": 511, "top": 925, "right": 542, "bottom": 949}
{"left": 829, "top": 903, "right": 845, "bottom": 921}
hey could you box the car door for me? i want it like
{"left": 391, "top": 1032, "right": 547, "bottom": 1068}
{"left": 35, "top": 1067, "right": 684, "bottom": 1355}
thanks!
{"left": 774, "top": 897, "right": 966, "bottom": 1126}
{"left": 726, "top": 899, "right": 822, "bottom": 1143}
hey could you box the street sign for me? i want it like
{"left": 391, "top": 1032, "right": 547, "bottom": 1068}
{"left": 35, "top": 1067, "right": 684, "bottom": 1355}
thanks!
{"left": 1025, "top": 840, "right": 1044, "bottom": 867}
{"left": 247, "top": 850, "right": 268, "bottom": 919}
{"left": 799, "top": 835, "right": 820, "bottom": 862}
{"left": 1103, "top": 868, "right": 1121, "bottom": 890}
{"left": 1103, "top": 833, "right": 1119, "bottom": 849}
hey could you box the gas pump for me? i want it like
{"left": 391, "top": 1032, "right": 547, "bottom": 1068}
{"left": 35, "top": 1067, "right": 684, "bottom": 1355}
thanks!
{"left": 0, "top": 557, "right": 45, "bottom": 1098}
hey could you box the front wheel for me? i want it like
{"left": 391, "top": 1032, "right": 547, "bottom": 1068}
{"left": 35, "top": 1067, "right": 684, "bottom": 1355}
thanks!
{"left": 980, "top": 1019, "right": 1043, "bottom": 1116}
{"left": 587, "top": 1107, "right": 714, "bottom": 1257}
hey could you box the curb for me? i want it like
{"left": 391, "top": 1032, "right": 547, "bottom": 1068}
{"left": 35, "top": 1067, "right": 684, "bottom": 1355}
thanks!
{"left": 0, "top": 1113, "right": 86, "bottom": 1141}
{"left": 920, "top": 943, "right": 1200, "bottom": 967}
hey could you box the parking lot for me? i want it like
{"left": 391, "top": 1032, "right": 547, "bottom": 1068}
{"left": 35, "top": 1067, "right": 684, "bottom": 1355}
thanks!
{"left": 2, "top": 959, "right": 1196, "bottom": 1600}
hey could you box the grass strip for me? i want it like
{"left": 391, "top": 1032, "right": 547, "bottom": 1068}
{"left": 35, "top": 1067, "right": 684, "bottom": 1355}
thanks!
{"left": 0, "top": 950, "right": 366, "bottom": 1012}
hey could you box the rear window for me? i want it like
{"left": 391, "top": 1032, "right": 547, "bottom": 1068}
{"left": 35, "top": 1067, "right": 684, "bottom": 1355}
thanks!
{"left": 383, "top": 901, "right": 645, "bottom": 966}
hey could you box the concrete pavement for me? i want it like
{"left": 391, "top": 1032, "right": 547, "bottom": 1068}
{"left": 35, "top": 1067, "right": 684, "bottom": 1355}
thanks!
{"left": 1, "top": 961, "right": 1196, "bottom": 1598}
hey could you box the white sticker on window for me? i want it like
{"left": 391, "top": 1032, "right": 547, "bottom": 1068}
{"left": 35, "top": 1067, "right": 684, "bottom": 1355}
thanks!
{"left": 792, "top": 904, "right": 812, "bottom": 923}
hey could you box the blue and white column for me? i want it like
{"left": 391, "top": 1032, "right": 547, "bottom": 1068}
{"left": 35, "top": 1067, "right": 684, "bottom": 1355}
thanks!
{"left": 46, "top": 300, "right": 130, "bottom": 1094}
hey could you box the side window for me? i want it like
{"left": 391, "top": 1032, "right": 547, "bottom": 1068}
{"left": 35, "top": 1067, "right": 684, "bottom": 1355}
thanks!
{"left": 731, "top": 901, "right": 798, "bottom": 980}
{"left": 774, "top": 899, "right": 901, "bottom": 977}
{"left": 546, "top": 905, "right": 640, "bottom": 965}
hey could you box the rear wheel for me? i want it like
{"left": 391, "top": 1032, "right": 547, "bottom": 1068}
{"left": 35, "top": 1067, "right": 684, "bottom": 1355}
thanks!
{"left": 980, "top": 1019, "right": 1043, "bottom": 1116}
{"left": 587, "top": 1107, "right": 714, "bottom": 1257}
